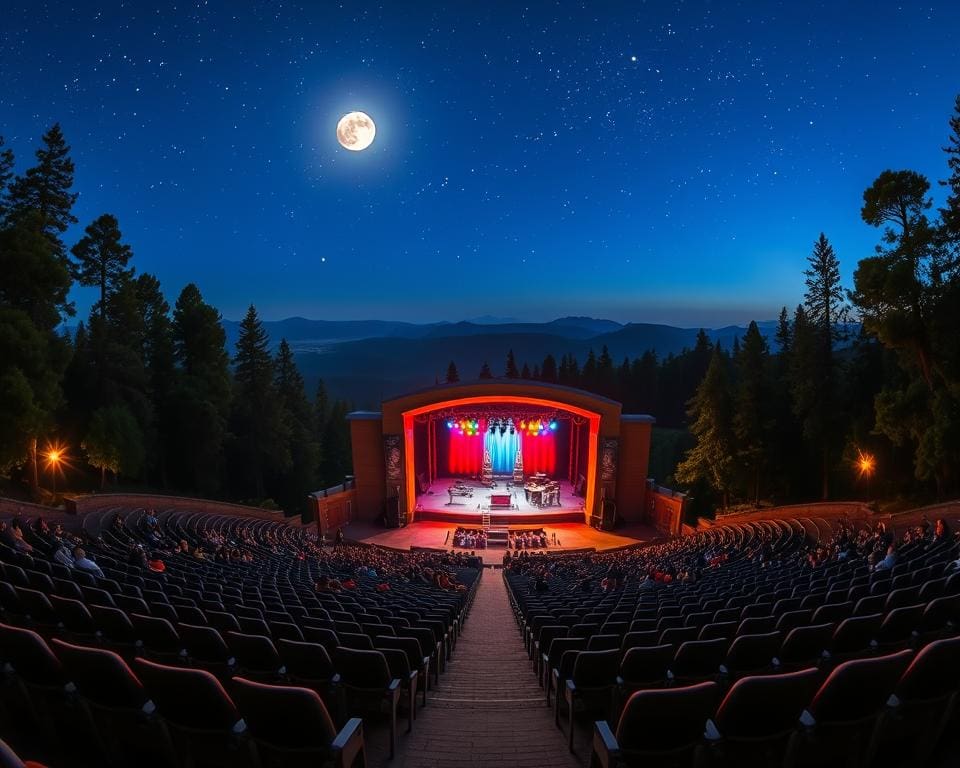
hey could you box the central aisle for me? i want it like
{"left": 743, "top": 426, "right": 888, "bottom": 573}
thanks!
{"left": 390, "top": 569, "right": 583, "bottom": 768}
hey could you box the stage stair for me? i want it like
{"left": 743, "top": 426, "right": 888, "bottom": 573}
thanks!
{"left": 481, "top": 510, "right": 491, "bottom": 529}
{"left": 486, "top": 527, "right": 508, "bottom": 547}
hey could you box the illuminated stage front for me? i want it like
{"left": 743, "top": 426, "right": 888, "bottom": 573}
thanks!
{"left": 346, "top": 380, "right": 655, "bottom": 530}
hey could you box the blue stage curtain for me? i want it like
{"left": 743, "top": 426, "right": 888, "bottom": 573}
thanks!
{"left": 484, "top": 429, "right": 522, "bottom": 474}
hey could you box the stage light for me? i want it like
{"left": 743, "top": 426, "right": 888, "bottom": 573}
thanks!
{"left": 519, "top": 420, "right": 526, "bottom": 429}
{"left": 550, "top": 421, "right": 557, "bottom": 430}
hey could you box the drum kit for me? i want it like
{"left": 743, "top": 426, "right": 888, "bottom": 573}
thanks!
{"left": 523, "top": 473, "right": 560, "bottom": 507}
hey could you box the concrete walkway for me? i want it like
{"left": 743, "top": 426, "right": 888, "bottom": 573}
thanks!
{"left": 387, "top": 569, "right": 584, "bottom": 768}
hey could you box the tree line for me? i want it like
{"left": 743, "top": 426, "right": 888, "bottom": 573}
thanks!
{"left": 0, "top": 126, "right": 351, "bottom": 514}
{"left": 444, "top": 96, "right": 960, "bottom": 513}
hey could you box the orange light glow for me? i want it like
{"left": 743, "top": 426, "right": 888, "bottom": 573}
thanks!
{"left": 856, "top": 450, "right": 875, "bottom": 478}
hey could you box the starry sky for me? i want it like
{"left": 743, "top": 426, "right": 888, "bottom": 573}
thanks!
{"left": 3, "top": 1, "right": 959, "bottom": 326}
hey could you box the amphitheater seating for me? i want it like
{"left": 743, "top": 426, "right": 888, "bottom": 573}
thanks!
{"left": 0, "top": 506, "right": 480, "bottom": 767}
{"left": 504, "top": 512, "right": 960, "bottom": 764}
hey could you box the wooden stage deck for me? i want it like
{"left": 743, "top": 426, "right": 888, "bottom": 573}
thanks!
{"left": 344, "top": 520, "right": 662, "bottom": 565}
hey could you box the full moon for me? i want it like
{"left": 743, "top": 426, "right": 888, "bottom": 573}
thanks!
{"left": 336, "top": 111, "right": 376, "bottom": 151}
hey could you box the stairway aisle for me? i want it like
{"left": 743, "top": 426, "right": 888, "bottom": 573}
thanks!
{"left": 390, "top": 569, "right": 583, "bottom": 768}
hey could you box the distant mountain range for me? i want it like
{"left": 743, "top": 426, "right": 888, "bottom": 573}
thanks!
{"left": 217, "top": 315, "right": 791, "bottom": 409}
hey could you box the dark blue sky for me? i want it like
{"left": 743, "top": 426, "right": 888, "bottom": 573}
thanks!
{"left": 3, "top": 1, "right": 958, "bottom": 325}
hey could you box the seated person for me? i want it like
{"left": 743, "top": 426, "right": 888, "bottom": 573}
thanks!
{"left": 72, "top": 546, "right": 104, "bottom": 577}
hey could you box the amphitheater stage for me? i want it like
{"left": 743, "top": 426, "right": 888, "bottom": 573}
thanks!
{"left": 413, "top": 476, "right": 586, "bottom": 525}
{"left": 345, "top": 520, "right": 661, "bottom": 564}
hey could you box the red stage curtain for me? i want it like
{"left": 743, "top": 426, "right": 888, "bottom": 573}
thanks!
{"left": 447, "top": 418, "right": 485, "bottom": 475}
{"left": 521, "top": 432, "right": 556, "bottom": 475}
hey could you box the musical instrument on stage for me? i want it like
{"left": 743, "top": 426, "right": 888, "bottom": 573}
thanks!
{"left": 447, "top": 481, "right": 474, "bottom": 505}
{"left": 523, "top": 476, "right": 560, "bottom": 507}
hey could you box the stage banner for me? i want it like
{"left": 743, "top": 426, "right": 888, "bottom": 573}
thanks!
{"left": 600, "top": 437, "right": 619, "bottom": 483}
{"left": 383, "top": 434, "right": 403, "bottom": 486}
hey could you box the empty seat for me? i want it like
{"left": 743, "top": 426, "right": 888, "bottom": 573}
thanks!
{"left": 776, "top": 623, "right": 833, "bottom": 670}
{"left": 709, "top": 668, "right": 819, "bottom": 767}
{"left": 333, "top": 647, "right": 401, "bottom": 759}
{"left": 50, "top": 639, "right": 175, "bottom": 767}
{"left": 785, "top": 649, "right": 913, "bottom": 768}
{"left": 671, "top": 638, "right": 727, "bottom": 683}
{"left": 229, "top": 677, "right": 365, "bottom": 768}
{"left": 132, "top": 658, "right": 248, "bottom": 768}
{"left": 722, "top": 631, "right": 780, "bottom": 678}
{"left": 591, "top": 682, "right": 719, "bottom": 768}
{"left": 226, "top": 631, "right": 284, "bottom": 680}
{"left": 560, "top": 649, "right": 620, "bottom": 751}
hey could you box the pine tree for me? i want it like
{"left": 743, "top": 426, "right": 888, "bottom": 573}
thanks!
{"left": 532, "top": 363, "right": 541, "bottom": 380}
{"left": 775, "top": 307, "right": 792, "bottom": 358}
{"left": 273, "top": 339, "right": 319, "bottom": 513}
{"left": 520, "top": 362, "right": 531, "bottom": 379}
{"left": 479, "top": 361, "right": 493, "bottom": 379}
{"left": 169, "top": 284, "right": 231, "bottom": 494}
{"left": 82, "top": 404, "right": 145, "bottom": 489}
{"left": 940, "top": 94, "right": 960, "bottom": 242}
{"left": 6, "top": 124, "right": 78, "bottom": 262}
{"left": 596, "top": 345, "right": 615, "bottom": 398}
{"left": 0, "top": 136, "right": 14, "bottom": 225}
{"left": 230, "top": 305, "right": 288, "bottom": 499}
{"left": 581, "top": 349, "right": 598, "bottom": 391}
{"left": 136, "top": 274, "right": 175, "bottom": 485}
{"left": 504, "top": 349, "right": 519, "bottom": 378}
{"left": 445, "top": 360, "right": 460, "bottom": 383}
{"left": 733, "top": 322, "right": 771, "bottom": 505}
{"left": 800, "top": 233, "right": 846, "bottom": 499}
{"left": 540, "top": 354, "right": 558, "bottom": 383}
{"left": 71, "top": 214, "right": 133, "bottom": 322}
{"left": 675, "top": 346, "right": 735, "bottom": 510}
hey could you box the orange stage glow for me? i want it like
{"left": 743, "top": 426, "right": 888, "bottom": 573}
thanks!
{"left": 401, "top": 395, "right": 601, "bottom": 523}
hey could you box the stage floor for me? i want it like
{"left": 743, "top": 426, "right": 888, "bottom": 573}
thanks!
{"left": 419, "top": 476, "right": 581, "bottom": 512}
{"left": 345, "top": 520, "right": 662, "bottom": 565}
{"left": 413, "top": 475, "right": 586, "bottom": 525}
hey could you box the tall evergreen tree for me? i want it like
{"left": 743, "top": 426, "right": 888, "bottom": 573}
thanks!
{"left": 596, "top": 345, "right": 615, "bottom": 398}
{"left": 675, "top": 346, "right": 735, "bottom": 509}
{"left": 940, "top": 94, "right": 960, "bottom": 243}
{"left": 801, "top": 233, "right": 846, "bottom": 499}
{"left": 0, "top": 136, "right": 14, "bottom": 225}
{"left": 71, "top": 214, "right": 133, "bottom": 322}
{"left": 169, "top": 284, "right": 231, "bottom": 494}
{"left": 6, "top": 124, "right": 78, "bottom": 262}
{"left": 478, "top": 361, "right": 493, "bottom": 379}
{"left": 540, "top": 353, "right": 558, "bottom": 383}
{"left": 230, "top": 305, "right": 288, "bottom": 499}
{"left": 273, "top": 339, "right": 319, "bottom": 513}
{"left": 136, "top": 274, "right": 176, "bottom": 485}
{"left": 445, "top": 360, "right": 460, "bottom": 383}
{"left": 504, "top": 349, "right": 519, "bottom": 378}
{"left": 520, "top": 362, "right": 531, "bottom": 379}
{"left": 581, "top": 348, "right": 598, "bottom": 391}
{"left": 733, "top": 322, "right": 771, "bottom": 505}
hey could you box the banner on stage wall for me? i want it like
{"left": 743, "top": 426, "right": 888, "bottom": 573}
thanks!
{"left": 600, "top": 437, "right": 618, "bottom": 483}
{"left": 384, "top": 434, "right": 403, "bottom": 486}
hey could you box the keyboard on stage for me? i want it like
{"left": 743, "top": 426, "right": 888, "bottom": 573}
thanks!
{"left": 447, "top": 484, "right": 474, "bottom": 505}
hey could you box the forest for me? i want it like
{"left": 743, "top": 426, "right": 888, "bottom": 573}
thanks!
{"left": 1, "top": 95, "right": 959, "bottom": 518}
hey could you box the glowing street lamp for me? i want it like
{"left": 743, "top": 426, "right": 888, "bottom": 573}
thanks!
{"left": 44, "top": 444, "right": 66, "bottom": 496}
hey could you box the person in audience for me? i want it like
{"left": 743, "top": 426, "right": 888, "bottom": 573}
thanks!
{"left": 3, "top": 518, "right": 33, "bottom": 553}
{"left": 147, "top": 551, "right": 166, "bottom": 572}
{"left": 72, "top": 546, "right": 104, "bottom": 577}
{"left": 53, "top": 541, "right": 74, "bottom": 568}
{"left": 873, "top": 543, "right": 898, "bottom": 572}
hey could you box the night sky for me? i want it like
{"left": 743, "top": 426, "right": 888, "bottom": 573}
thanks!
{"left": 3, "top": 1, "right": 959, "bottom": 326}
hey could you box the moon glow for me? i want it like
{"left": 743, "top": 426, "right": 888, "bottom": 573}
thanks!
{"left": 336, "top": 111, "right": 376, "bottom": 151}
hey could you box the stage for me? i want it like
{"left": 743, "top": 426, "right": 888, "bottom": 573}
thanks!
{"left": 345, "top": 520, "right": 662, "bottom": 565}
{"left": 413, "top": 476, "right": 586, "bottom": 525}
